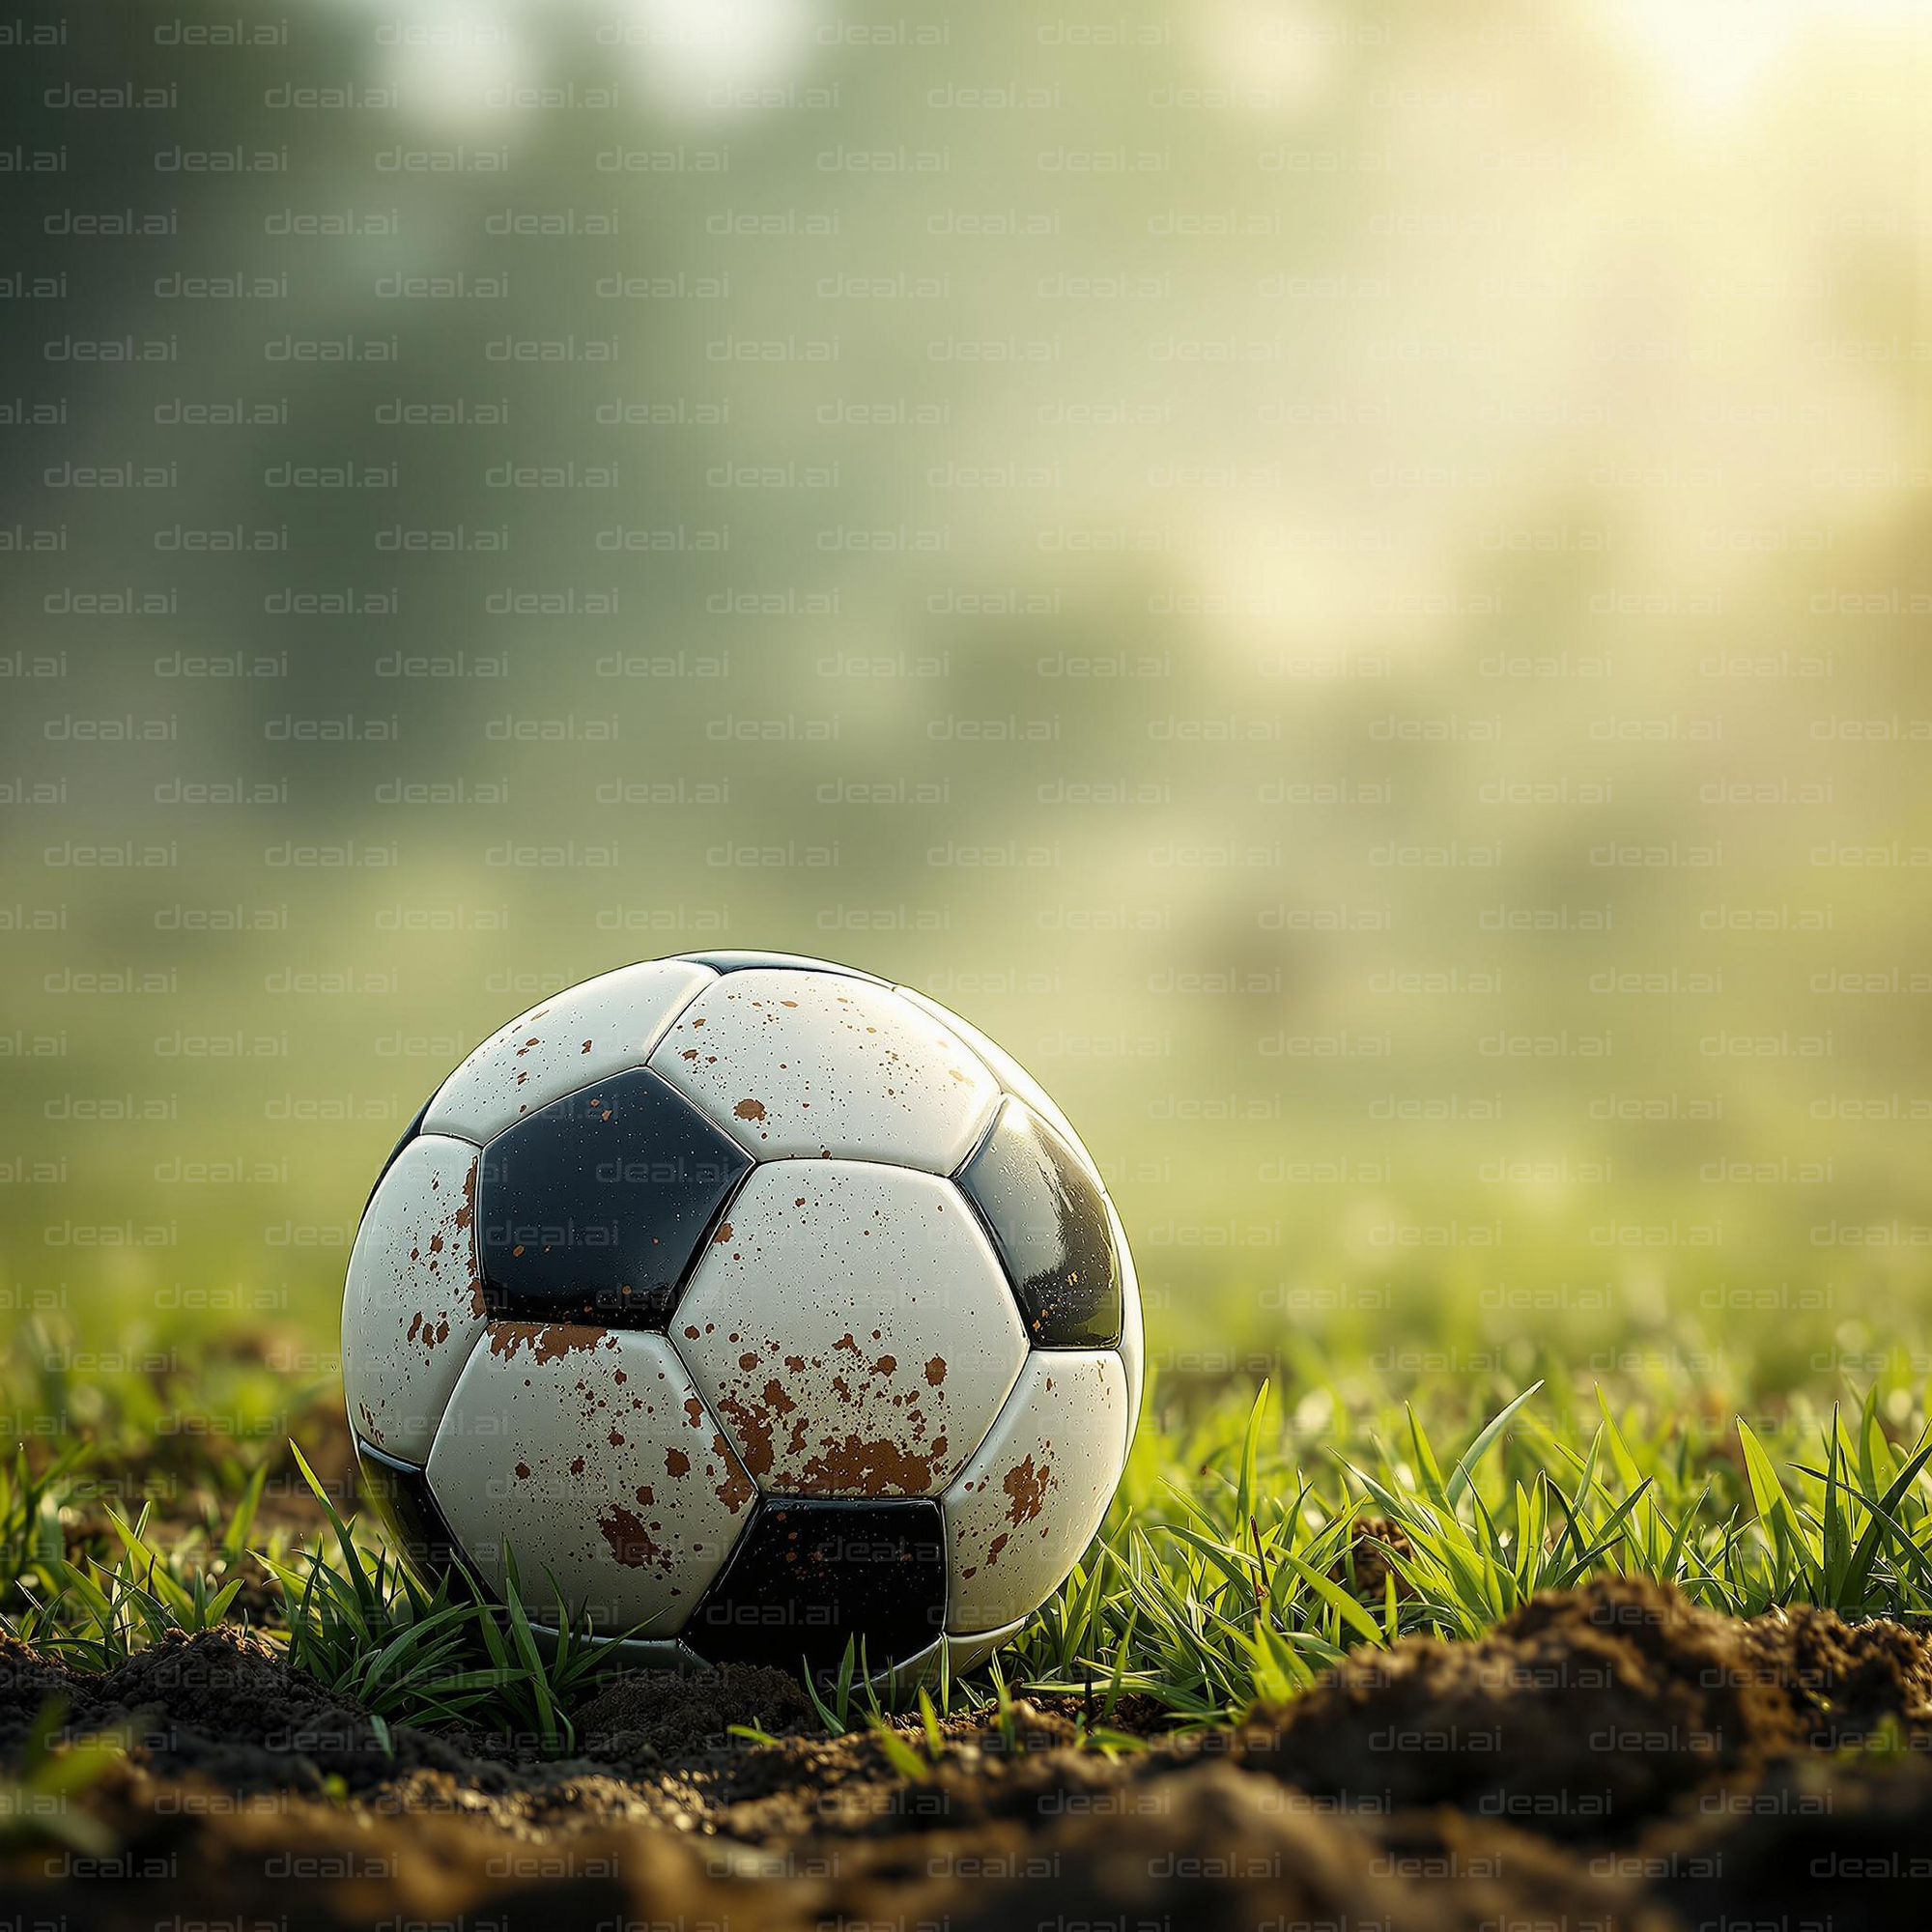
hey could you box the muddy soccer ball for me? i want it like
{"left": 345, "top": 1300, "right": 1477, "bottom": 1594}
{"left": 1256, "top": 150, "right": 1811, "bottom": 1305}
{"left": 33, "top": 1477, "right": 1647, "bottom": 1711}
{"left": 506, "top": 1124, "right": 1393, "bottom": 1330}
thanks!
{"left": 341, "top": 952, "right": 1142, "bottom": 1678}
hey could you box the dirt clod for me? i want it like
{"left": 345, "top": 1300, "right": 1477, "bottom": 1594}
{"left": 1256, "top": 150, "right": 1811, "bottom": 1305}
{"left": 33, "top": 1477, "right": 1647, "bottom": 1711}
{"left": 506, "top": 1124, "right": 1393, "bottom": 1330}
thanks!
{"left": 1329, "top": 1514, "right": 1416, "bottom": 1600}
{"left": 575, "top": 1662, "right": 817, "bottom": 1759}
{"left": 1246, "top": 1574, "right": 1932, "bottom": 1838}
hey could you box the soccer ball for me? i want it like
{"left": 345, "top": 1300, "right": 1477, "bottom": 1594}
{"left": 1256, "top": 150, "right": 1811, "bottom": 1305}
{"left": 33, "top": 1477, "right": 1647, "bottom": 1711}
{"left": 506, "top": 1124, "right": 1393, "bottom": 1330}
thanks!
{"left": 341, "top": 952, "right": 1143, "bottom": 1681}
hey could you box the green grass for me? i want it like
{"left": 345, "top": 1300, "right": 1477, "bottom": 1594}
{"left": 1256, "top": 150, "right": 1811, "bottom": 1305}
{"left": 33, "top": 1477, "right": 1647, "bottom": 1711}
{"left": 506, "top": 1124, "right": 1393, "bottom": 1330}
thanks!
{"left": 14, "top": 1346, "right": 1932, "bottom": 1743}
{"left": 1004, "top": 1377, "right": 1932, "bottom": 1723}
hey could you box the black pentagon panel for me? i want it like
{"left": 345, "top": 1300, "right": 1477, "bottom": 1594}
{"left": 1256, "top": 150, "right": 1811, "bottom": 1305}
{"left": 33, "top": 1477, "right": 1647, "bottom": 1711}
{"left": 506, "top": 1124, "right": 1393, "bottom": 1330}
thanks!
{"left": 355, "top": 1436, "right": 481, "bottom": 1589}
{"left": 673, "top": 950, "right": 887, "bottom": 984}
{"left": 956, "top": 1098, "right": 1122, "bottom": 1347}
{"left": 685, "top": 1498, "right": 945, "bottom": 1672}
{"left": 477, "top": 1065, "right": 752, "bottom": 1328}
{"left": 363, "top": 1092, "right": 434, "bottom": 1214}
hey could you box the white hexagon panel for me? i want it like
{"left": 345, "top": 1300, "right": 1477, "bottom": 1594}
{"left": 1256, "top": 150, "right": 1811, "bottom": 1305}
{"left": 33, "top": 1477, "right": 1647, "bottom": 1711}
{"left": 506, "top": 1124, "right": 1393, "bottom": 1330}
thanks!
{"left": 674, "top": 1160, "right": 1028, "bottom": 1498}
{"left": 896, "top": 986, "right": 1101, "bottom": 1189}
{"left": 647, "top": 969, "right": 1000, "bottom": 1172}
{"left": 341, "top": 1134, "right": 489, "bottom": 1465}
{"left": 422, "top": 958, "right": 714, "bottom": 1144}
{"left": 942, "top": 1350, "right": 1127, "bottom": 1634}
{"left": 424, "top": 1321, "right": 755, "bottom": 1635}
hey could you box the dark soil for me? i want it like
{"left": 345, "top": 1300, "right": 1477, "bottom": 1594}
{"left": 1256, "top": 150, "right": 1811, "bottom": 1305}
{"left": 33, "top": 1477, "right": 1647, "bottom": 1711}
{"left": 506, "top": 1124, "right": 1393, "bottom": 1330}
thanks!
{"left": 6, "top": 1577, "right": 1932, "bottom": 1930}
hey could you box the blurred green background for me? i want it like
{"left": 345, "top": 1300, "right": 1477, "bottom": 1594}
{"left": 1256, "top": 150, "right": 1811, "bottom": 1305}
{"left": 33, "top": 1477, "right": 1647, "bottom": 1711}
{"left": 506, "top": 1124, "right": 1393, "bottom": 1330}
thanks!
{"left": 4, "top": 0, "right": 1932, "bottom": 1421}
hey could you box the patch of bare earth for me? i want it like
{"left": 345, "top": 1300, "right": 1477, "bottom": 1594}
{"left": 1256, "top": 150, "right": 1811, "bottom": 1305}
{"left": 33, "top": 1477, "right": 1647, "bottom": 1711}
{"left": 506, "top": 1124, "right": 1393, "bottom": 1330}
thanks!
{"left": 6, "top": 1577, "right": 1932, "bottom": 1930}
